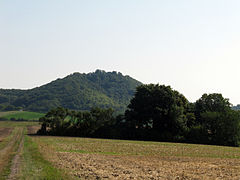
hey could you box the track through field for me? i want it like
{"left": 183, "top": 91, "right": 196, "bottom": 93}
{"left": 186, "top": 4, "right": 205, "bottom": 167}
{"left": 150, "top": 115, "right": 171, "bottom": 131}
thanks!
{"left": 0, "top": 127, "right": 23, "bottom": 179}
{"left": 7, "top": 128, "right": 24, "bottom": 180}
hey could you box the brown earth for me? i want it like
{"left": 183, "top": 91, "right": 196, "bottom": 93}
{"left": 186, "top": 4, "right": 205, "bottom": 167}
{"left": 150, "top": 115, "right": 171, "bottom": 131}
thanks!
{"left": 33, "top": 137, "right": 240, "bottom": 180}
{"left": 27, "top": 125, "right": 41, "bottom": 135}
{"left": 48, "top": 152, "right": 240, "bottom": 180}
{"left": 0, "top": 128, "right": 12, "bottom": 142}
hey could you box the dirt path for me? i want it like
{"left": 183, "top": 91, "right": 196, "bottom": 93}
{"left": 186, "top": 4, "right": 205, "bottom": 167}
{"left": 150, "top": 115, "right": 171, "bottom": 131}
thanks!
{"left": 7, "top": 131, "right": 24, "bottom": 180}
{"left": 0, "top": 128, "right": 21, "bottom": 175}
{"left": 0, "top": 127, "right": 25, "bottom": 180}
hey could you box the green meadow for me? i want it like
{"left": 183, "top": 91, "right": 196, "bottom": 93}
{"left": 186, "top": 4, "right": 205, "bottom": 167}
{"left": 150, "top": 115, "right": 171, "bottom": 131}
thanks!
{"left": 0, "top": 111, "right": 44, "bottom": 121}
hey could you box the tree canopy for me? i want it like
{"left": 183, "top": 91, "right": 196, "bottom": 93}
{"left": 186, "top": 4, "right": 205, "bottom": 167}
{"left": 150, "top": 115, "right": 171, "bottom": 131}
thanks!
{"left": 38, "top": 107, "right": 115, "bottom": 137}
{"left": 189, "top": 93, "right": 240, "bottom": 146}
{"left": 125, "top": 84, "right": 190, "bottom": 140}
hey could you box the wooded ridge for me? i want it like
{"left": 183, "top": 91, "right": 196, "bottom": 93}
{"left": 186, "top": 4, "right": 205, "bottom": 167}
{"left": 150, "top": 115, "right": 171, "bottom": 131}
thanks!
{"left": 0, "top": 70, "right": 142, "bottom": 113}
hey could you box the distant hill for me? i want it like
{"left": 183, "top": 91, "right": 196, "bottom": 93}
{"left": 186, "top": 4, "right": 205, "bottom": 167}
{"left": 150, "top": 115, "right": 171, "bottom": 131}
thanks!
{"left": 232, "top": 105, "right": 240, "bottom": 111}
{"left": 0, "top": 70, "right": 142, "bottom": 113}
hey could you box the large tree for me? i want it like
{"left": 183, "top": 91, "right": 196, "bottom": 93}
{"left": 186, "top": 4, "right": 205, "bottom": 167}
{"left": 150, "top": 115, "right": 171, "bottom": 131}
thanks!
{"left": 195, "top": 93, "right": 231, "bottom": 122}
{"left": 200, "top": 110, "right": 240, "bottom": 146}
{"left": 125, "top": 84, "right": 189, "bottom": 138}
{"left": 192, "top": 93, "right": 240, "bottom": 146}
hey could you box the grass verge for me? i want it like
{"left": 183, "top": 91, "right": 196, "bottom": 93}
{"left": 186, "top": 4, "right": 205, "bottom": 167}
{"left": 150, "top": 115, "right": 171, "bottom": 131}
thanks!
{"left": 19, "top": 134, "right": 71, "bottom": 180}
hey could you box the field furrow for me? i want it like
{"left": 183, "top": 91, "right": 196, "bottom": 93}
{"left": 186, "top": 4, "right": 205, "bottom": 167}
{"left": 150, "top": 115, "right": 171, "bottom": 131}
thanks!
{"left": 32, "top": 136, "right": 240, "bottom": 179}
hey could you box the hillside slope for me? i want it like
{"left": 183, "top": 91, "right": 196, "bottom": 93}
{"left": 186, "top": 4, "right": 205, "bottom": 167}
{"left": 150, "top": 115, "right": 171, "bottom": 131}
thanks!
{"left": 232, "top": 105, "right": 240, "bottom": 111}
{"left": 0, "top": 70, "right": 142, "bottom": 112}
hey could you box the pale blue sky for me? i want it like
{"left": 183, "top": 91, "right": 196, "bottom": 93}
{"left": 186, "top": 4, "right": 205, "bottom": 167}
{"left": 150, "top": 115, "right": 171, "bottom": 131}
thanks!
{"left": 1, "top": 0, "right": 240, "bottom": 104}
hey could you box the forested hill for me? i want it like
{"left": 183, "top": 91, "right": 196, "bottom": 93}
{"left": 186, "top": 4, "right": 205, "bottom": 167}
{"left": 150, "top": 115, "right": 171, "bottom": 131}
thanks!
{"left": 232, "top": 105, "right": 240, "bottom": 111}
{"left": 0, "top": 70, "right": 142, "bottom": 112}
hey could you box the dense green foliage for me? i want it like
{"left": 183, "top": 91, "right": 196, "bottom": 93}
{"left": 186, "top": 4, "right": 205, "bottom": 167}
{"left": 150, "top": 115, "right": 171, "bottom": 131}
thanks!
{"left": 0, "top": 70, "right": 141, "bottom": 113}
{"left": 38, "top": 107, "right": 115, "bottom": 137}
{"left": 38, "top": 85, "right": 240, "bottom": 147}
{"left": 125, "top": 84, "right": 190, "bottom": 141}
{"left": 126, "top": 89, "right": 240, "bottom": 146}
{"left": 186, "top": 93, "right": 240, "bottom": 146}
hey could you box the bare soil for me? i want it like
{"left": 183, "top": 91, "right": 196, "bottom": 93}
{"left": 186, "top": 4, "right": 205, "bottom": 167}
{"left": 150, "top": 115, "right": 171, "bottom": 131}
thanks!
{"left": 47, "top": 152, "right": 239, "bottom": 180}
{"left": 0, "top": 128, "right": 12, "bottom": 142}
{"left": 33, "top": 136, "right": 240, "bottom": 180}
{"left": 27, "top": 125, "right": 41, "bottom": 135}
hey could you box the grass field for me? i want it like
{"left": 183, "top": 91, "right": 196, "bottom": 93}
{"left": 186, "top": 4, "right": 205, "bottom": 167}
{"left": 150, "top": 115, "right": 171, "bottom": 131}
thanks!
{"left": 0, "top": 111, "right": 44, "bottom": 121}
{"left": 0, "top": 121, "right": 71, "bottom": 180}
{"left": 0, "top": 121, "right": 240, "bottom": 179}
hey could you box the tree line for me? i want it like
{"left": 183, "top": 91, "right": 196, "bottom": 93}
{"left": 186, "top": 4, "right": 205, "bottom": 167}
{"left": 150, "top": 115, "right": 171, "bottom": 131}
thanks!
{"left": 38, "top": 84, "right": 240, "bottom": 147}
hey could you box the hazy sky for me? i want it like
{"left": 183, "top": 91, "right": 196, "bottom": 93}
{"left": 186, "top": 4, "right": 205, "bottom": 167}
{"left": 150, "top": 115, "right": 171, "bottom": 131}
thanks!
{"left": 1, "top": 0, "right": 240, "bottom": 105}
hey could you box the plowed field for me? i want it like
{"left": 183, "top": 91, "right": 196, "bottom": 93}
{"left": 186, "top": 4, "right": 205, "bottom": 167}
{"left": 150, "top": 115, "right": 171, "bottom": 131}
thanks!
{"left": 32, "top": 136, "right": 240, "bottom": 179}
